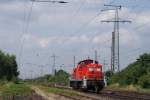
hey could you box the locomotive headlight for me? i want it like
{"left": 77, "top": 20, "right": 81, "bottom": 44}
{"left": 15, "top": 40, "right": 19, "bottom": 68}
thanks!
{"left": 89, "top": 68, "right": 94, "bottom": 72}
{"left": 96, "top": 68, "right": 101, "bottom": 72}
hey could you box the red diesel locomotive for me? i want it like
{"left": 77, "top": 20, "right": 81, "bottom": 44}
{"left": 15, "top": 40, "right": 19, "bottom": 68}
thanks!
{"left": 70, "top": 59, "right": 105, "bottom": 92}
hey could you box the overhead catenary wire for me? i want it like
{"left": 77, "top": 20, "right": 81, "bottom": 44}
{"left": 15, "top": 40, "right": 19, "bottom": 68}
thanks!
{"left": 18, "top": 1, "right": 34, "bottom": 67}
{"left": 61, "top": 12, "right": 102, "bottom": 44}
{"left": 109, "top": 0, "right": 116, "bottom": 4}
{"left": 61, "top": 0, "right": 119, "bottom": 43}
{"left": 72, "top": 12, "right": 102, "bottom": 35}
{"left": 69, "top": 0, "right": 113, "bottom": 37}
{"left": 59, "top": 1, "right": 118, "bottom": 62}
{"left": 72, "top": 0, "right": 87, "bottom": 17}
{"left": 68, "top": 0, "right": 87, "bottom": 31}
{"left": 133, "top": 20, "right": 150, "bottom": 30}
{"left": 60, "top": 1, "right": 104, "bottom": 39}
{"left": 59, "top": 0, "right": 88, "bottom": 43}
{"left": 64, "top": 0, "right": 117, "bottom": 46}
{"left": 122, "top": 47, "right": 150, "bottom": 58}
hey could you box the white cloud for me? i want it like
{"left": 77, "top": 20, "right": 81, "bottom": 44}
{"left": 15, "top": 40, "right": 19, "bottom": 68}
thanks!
{"left": 92, "top": 33, "right": 111, "bottom": 44}
{"left": 120, "top": 29, "right": 141, "bottom": 47}
{"left": 39, "top": 38, "right": 50, "bottom": 48}
{"left": 22, "top": 33, "right": 112, "bottom": 48}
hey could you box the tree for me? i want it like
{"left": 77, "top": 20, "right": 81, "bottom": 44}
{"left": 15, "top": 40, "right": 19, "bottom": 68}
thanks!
{"left": 0, "top": 50, "right": 19, "bottom": 81}
{"left": 138, "top": 73, "right": 150, "bottom": 88}
{"left": 108, "top": 53, "right": 150, "bottom": 88}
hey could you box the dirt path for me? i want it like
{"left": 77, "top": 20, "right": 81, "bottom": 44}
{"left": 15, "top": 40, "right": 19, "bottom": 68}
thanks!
{"left": 31, "top": 86, "right": 73, "bottom": 100}
{"left": 31, "top": 86, "right": 116, "bottom": 100}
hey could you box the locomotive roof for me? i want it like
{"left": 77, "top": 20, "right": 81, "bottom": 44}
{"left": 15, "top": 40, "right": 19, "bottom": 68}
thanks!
{"left": 78, "top": 59, "right": 98, "bottom": 65}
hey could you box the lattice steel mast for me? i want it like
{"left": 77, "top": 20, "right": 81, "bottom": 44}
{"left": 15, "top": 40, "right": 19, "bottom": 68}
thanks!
{"left": 101, "top": 5, "right": 131, "bottom": 72}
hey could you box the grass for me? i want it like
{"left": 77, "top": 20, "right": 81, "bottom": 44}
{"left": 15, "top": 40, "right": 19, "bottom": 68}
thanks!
{"left": 106, "top": 84, "right": 150, "bottom": 94}
{"left": 39, "top": 85, "right": 79, "bottom": 97}
{"left": 0, "top": 82, "right": 33, "bottom": 96}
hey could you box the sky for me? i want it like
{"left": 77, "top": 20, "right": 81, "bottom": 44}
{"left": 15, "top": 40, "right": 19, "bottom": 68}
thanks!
{"left": 0, "top": 0, "right": 150, "bottom": 79}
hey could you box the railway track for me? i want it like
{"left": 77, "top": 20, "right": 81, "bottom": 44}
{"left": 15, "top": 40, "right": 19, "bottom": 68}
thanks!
{"left": 100, "top": 90, "right": 150, "bottom": 100}
{"left": 47, "top": 84, "right": 150, "bottom": 100}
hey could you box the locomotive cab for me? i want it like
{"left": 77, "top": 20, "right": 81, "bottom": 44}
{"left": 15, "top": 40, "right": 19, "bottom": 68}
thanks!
{"left": 70, "top": 59, "right": 105, "bottom": 93}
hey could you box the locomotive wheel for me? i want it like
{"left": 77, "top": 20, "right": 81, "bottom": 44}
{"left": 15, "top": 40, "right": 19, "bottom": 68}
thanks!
{"left": 94, "top": 86, "right": 100, "bottom": 93}
{"left": 73, "top": 81, "right": 80, "bottom": 89}
{"left": 82, "top": 88, "right": 88, "bottom": 92}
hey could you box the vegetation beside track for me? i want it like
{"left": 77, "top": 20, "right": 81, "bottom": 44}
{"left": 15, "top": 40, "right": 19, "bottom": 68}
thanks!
{"left": 0, "top": 83, "right": 33, "bottom": 96}
{"left": 37, "top": 85, "right": 78, "bottom": 97}
{"left": 106, "top": 84, "right": 150, "bottom": 93}
{"left": 0, "top": 50, "right": 40, "bottom": 99}
{"left": 106, "top": 53, "right": 150, "bottom": 93}
{"left": 26, "top": 70, "right": 70, "bottom": 85}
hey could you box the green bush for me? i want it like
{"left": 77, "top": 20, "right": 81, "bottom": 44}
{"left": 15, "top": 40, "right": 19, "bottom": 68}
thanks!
{"left": 138, "top": 74, "right": 150, "bottom": 88}
{"left": 48, "top": 70, "right": 70, "bottom": 85}
{"left": 108, "top": 53, "right": 150, "bottom": 88}
{"left": 0, "top": 83, "right": 32, "bottom": 96}
{"left": 29, "top": 70, "right": 70, "bottom": 85}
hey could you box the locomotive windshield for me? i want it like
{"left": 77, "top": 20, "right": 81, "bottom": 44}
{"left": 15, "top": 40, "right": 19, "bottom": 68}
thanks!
{"left": 78, "top": 59, "right": 98, "bottom": 65}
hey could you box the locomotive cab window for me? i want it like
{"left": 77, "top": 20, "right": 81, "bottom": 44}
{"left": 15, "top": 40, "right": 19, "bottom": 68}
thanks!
{"left": 79, "top": 65, "right": 83, "bottom": 70}
{"left": 78, "top": 59, "right": 98, "bottom": 65}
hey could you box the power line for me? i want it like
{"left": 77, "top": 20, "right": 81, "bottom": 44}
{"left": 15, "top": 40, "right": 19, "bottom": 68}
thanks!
{"left": 71, "top": 12, "right": 102, "bottom": 36}
{"left": 72, "top": 0, "right": 86, "bottom": 16}
{"left": 121, "top": 46, "right": 150, "bottom": 58}
{"left": 67, "top": 0, "right": 87, "bottom": 37}
{"left": 31, "top": 0, "right": 68, "bottom": 3}
{"left": 61, "top": 11, "right": 102, "bottom": 44}
{"left": 57, "top": 1, "right": 115, "bottom": 47}
{"left": 133, "top": 21, "right": 150, "bottom": 30}
{"left": 18, "top": 1, "right": 34, "bottom": 68}
{"left": 61, "top": 1, "right": 120, "bottom": 44}
{"left": 109, "top": 0, "right": 116, "bottom": 4}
